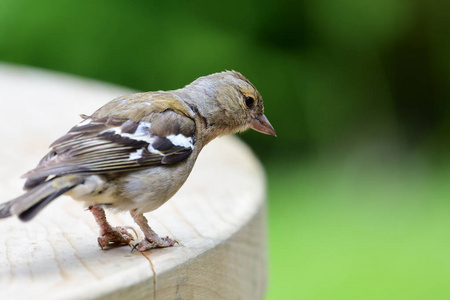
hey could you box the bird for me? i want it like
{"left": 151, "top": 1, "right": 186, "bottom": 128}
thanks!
{"left": 0, "top": 70, "right": 276, "bottom": 252}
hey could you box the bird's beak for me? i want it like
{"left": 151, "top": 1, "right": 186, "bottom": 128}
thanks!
{"left": 250, "top": 114, "right": 277, "bottom": 136}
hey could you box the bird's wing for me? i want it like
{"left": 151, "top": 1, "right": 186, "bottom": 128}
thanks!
{"left": 23, "top": 109, "right": 196, "bottom": 189}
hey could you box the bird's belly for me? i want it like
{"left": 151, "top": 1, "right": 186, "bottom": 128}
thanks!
{"left": 67, "top": 153, "right": 197, "bottom": 214}
{"left": 114, "top": 163, "right": 192, "bottom": 213}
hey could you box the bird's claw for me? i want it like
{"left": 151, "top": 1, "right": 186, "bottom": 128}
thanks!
{"left": 131, "top": 236, "right": 178, "bottom": 252}
{"left": 97, "top": 226, "right": 136, "bottom": 249}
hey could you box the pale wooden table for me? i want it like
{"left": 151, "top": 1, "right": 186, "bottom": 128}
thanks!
{"left": 0, "top": 64, "right": 267, "bottom": 300}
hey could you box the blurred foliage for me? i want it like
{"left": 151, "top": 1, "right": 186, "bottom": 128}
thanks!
{"left": 267, "top": 158, "right": 450, "bottom": 299}
{"left": 0, "top": 0, "right": 447, "bottom": 163}
{"left": 1, "top": 0, "right": 450, "bottom": 299}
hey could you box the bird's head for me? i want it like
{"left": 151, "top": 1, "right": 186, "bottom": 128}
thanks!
{"left": 181, "top": 71, "right": 276, "bottom": 141}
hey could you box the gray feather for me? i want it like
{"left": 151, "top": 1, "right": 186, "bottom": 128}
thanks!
{"left": 4, "top": 175, "right": 84, "bottom": 221}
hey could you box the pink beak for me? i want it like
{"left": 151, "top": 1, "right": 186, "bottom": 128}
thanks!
{"left": 250, "top": 114, "right": 277, "bottom": 136}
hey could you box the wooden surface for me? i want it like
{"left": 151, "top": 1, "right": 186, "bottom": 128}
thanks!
{"left": 0, "top": 64, "right": 267, "bottom": 300}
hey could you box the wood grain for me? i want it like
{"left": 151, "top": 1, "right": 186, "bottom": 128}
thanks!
{"left": 0, "top": 64, "right": 267, "bottom": 300}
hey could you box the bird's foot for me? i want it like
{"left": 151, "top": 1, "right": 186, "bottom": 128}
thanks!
{"left": 97, "top": 226, "right": 136, "bottom": 249}
{"left": 132, "top": 236, "right": 178, "bottom": 252}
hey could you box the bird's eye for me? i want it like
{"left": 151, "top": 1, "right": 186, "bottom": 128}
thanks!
{"left": 244, "top": 96, "right": 255, "bottom": 109}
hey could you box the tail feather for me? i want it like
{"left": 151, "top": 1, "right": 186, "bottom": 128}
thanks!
{"left": 18, "top": 186, "right": 76, "bottom": 221}
{"left": 0, "top": 200, "right": 14, "bottom": 218}
{"left": 0, "top": 175, "right": 84, "bottom": 222}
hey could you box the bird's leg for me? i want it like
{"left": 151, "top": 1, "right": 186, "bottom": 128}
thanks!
{"left": 89, "top": 206, "right": 135, "bottom": 249}
{"left": 130, "top": 209, "right": 177, "bottom": 252}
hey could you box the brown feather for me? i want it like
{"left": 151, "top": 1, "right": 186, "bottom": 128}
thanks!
{"left": 23, "top": 106, "right": 196, "bottom": 186}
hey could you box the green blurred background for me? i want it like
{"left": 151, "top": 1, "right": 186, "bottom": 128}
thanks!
{"left": 2, "top": 1, "right": 450, "bottom": 298}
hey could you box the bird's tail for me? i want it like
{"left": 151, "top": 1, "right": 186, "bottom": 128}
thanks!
{"left": 0, "top": 175, "right": 84, "bottom": 222}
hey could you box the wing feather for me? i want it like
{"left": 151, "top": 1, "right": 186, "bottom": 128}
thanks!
{"left": 23, "top": 109, "right": 196, "bottom": 188}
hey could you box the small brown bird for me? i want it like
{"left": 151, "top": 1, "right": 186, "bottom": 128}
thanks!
{"left": 0, "top": 71, "right": 276, "bottom": 252}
